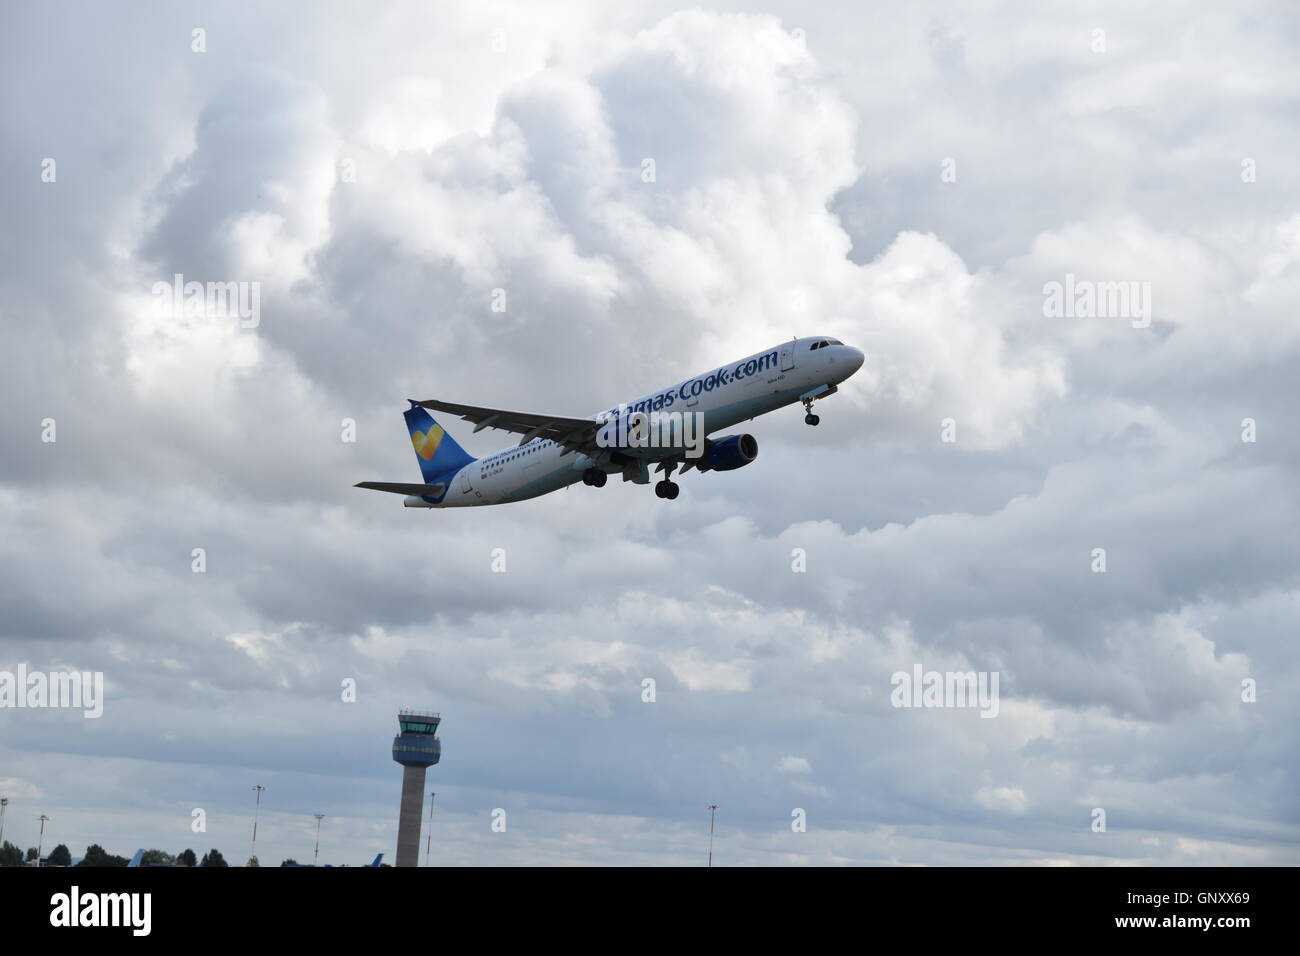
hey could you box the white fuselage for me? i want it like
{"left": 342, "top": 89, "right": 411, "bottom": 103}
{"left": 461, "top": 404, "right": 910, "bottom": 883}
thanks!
{"left": 409, "top": 337, "right": 863, "bottom": 507}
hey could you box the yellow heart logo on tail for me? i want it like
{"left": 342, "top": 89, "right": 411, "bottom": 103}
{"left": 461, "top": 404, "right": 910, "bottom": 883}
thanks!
{"left": 411, "top": 425, "right": 446, "bottom": 461}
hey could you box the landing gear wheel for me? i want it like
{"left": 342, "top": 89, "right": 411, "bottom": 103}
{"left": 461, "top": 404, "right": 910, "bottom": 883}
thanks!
{"left": 583, "top": 468, "right": 607, "bottom": 487}
{"left": 665, "top": 482, "right": 679, "bottom": 499}
{"left": 801, "top": 396, "right": 821, "bottom": 426}
{"left": 655, "top": 480, "right": 680, "bottom": 499}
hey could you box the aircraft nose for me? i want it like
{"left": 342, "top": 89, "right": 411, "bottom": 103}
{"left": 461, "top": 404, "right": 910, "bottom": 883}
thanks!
{"left": 844, "top": 346, "right": 864, "bottom": 374}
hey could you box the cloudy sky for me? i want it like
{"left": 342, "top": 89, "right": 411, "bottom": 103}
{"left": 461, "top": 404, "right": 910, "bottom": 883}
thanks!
{"left": 2, "top": 0, "right": 1298, "bottom": 866}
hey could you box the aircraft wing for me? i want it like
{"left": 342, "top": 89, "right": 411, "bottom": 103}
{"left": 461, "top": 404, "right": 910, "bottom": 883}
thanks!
{"left": 414, "top": 399, "right": 601, "bottom": 456}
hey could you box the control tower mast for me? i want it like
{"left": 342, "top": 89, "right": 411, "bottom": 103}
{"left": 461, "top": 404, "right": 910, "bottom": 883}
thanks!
{"left": 392, "top": 708, "right": 441, "bottom": 867}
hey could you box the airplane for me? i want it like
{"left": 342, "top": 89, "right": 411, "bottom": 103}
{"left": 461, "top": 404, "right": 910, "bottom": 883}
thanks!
{"left": 356, "top": 336, "right": 864, "bottom": 507}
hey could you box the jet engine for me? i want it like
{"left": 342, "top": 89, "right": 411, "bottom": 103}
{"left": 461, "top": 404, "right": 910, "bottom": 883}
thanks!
{"left": 702, "top": 434, "right": 758, "bottom": 471}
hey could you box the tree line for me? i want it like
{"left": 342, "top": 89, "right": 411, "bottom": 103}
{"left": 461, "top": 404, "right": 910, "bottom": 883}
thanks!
{"left": 0, "top": 841, "right": 262, "bottom": 866}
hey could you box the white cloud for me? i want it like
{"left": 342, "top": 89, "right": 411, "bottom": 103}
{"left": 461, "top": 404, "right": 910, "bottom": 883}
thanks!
{"left": 778, "top": 755, "right": 813, "bottom": 774}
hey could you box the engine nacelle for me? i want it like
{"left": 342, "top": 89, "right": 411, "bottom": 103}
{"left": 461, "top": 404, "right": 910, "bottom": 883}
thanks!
{"left": 703, "top": 434, "right": 758, "bottom": 471}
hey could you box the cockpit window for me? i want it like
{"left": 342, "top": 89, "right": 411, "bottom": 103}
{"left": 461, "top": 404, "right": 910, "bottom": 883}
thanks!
{"left": 810, "top": 341, "right": 821, "bottom": 350}
{"left": 826, "top": 338, "right": 841, "bottom": 345}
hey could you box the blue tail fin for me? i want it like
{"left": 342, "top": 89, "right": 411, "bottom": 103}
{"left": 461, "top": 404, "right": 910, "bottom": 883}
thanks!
{"left": 404, "top": 403, "right": 475, "bottom": 482}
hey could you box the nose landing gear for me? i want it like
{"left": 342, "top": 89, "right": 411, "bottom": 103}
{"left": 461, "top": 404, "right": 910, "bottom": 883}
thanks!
{"left": 801, "top": 396, "right": 821, "bottom": 426}
{"left": 800, "top": 385, "right": 837, "bottom": 426}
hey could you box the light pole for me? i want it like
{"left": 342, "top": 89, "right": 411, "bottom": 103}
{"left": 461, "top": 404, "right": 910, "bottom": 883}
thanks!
{"left": 424, "top": 792, "right": 436, "bottom": 867}
{"left": 250, "top": 785, "right": 266, "bottom": 865}
{"left": 37, "top": 814, "right": 49, "bottom": 867}
{"left": 0, "top": 796, "right": 8, "bottom": 850}
{"left": 313, "top": 813, "right": 325, "bottom": 866}
{"left": 707, "top": 805, "right": 718, "bottom": 868}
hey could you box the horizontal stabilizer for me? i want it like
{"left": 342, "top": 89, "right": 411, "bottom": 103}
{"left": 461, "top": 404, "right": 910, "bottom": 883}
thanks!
{"left": 355, "top": 481, "right": 447, "bottom": 497}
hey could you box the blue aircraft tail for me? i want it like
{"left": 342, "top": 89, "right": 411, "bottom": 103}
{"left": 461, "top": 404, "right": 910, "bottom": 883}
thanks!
{"left": 404, "top": 403, "right": 474, "bottom": 483}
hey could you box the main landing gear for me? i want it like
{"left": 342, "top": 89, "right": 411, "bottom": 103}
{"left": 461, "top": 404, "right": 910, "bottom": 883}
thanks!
{"left": 654, "top": 460, "right": 680, "bottom": 499}
{"left": 654, "top": 480, "right": 679, "bottom": 499}
{"left": 582, "top": 468, "right": 607, "bottom": 487}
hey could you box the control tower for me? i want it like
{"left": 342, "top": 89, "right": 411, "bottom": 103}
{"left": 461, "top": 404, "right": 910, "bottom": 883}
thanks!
{"left": 392, "top": 708, "right": 441, "bottom": 867}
